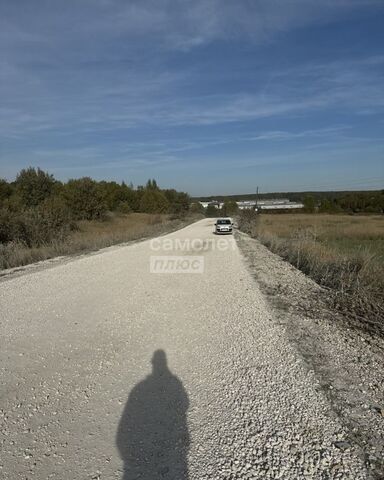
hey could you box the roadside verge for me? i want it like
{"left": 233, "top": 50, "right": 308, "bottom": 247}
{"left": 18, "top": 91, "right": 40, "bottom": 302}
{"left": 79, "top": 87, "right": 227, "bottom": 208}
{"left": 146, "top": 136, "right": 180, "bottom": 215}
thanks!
{"left": 236, "top": 230, "right": 384, "bottom": 479}
{"left": 0, "top": 215, "right": 202, "bottom": 281}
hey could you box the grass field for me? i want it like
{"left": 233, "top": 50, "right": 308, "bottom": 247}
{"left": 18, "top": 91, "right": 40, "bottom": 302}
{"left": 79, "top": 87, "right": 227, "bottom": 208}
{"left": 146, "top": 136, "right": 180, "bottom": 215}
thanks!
{"left": 239, "top": 213, "right": 384, "bottom": 329}
{"left": 0, "top": 213, "right": 199, "bottom": 271}
{"left": 259, "top": 214, "right": 384, "bottom": 263}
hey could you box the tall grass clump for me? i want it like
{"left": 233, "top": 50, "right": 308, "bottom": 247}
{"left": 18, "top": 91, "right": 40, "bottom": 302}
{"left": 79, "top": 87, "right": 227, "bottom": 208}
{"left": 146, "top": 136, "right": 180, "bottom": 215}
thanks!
{"left": 238, "top": 211, "right": 384, "bottom": 328}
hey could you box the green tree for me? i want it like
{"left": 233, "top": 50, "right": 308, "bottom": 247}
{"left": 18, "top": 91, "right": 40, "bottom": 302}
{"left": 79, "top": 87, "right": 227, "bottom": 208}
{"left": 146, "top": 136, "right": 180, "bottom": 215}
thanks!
{"left": 15, "top": 167, "right": 57, "bottom": 206}
{"left": 163, "top": 189, "right": 190, "bottom": 215}
{"left": 319, "top": 198, "right": 341, "bottom": 213}
{"left": 0, "top": 196, "right": 73, "bottom": 246}
{"left": 140, "top": 190, "right": 169, "bottom": 213}
{"left": 190, "top": 202, "right": 205, "bottom": 214}
{"left": 98, "top": 181, "right": 122, "bottom": 210}
{"left": 205, "top": 205, "right": 218, "bottom": 217}
{"left": 145, "top": 179, "right": 159, "bottom": 190}
{"left": 98, "top": 181, "right": 136, "bottom": 212}
{"left": 63, "top": 177, "right": 107, "bottom": 220}
{"left": 113, "top": 181, "right": 136, "bottom": 213}
{"left": 303, "top": 195, "right": 316, "bottom": 213}
{"left": 0, "top": 179, "right": 13, "bottom": 206}
{"left": 222, "top": 200, "right": 238, "bottom": 216}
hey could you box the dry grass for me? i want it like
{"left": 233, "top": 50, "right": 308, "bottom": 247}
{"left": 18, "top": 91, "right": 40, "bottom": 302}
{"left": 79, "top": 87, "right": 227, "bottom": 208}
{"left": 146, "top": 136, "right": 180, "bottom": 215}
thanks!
{"left": 239, "top": 213, "right": 384, "bottom": 331}
{"left": 258, "top": 214, "right": 384, "bottom": 251}
{"left": 0, "top": 212, "right": 199, "bottom": 271}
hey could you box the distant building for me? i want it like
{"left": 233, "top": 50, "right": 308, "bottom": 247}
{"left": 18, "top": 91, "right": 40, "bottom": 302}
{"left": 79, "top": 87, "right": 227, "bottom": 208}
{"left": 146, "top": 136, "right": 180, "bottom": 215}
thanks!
{"left": 199, "top": 200, "right": 223, "bottom": 209}
{"left": 260, "top": 202, "right": 304, "bottom": 210}
{"left": 236, "top": 201, "right": 256, "bottom": 210}
{"left": 236, "top": 199, "right": 304, "bottom": 210}
{"left": 199, "top": 198, "right": 304, "bottom": 211}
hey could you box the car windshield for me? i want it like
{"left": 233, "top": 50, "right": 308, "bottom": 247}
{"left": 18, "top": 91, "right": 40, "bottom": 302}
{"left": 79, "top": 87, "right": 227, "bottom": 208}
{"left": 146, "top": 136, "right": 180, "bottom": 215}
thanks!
{"left": 217, "top": 219, "right": 231, "bottom": 224}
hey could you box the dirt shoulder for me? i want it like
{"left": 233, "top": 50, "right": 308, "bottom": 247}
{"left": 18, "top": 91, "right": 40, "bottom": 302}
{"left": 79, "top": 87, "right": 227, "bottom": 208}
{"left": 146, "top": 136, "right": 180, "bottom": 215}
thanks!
{"left": 236, "top": 230, "right": 384, "bottom": 479}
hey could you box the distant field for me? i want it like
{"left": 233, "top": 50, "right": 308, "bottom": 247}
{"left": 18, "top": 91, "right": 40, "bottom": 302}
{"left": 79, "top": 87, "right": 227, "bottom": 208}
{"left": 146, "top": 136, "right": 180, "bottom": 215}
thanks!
{"left": 239, "top": 213, "right": 384, "bottom": 330}
{"left": 0, "top": 213, "right": 198, "bottom": 271}
{"left": 259, "top": 214, "right": 384, "bottom": 264}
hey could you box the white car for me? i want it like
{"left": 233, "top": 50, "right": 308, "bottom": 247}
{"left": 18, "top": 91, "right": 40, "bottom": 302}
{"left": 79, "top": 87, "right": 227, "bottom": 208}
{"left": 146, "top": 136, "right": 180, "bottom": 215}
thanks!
{"left": 214, "top": 218, "right": 233, "bottom": 234}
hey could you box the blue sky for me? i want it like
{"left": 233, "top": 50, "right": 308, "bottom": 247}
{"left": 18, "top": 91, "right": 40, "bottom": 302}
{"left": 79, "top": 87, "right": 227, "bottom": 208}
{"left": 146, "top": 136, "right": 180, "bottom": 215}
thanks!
{"left": 1, "top": 0, "right": 383, "bottom": 195}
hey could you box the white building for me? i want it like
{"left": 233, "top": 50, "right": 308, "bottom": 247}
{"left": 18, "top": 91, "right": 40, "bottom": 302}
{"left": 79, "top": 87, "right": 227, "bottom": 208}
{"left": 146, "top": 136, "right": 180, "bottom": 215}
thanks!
{"left": 199, "top": 198, "right": 304, "bottom": 211}
{"left": 237, "top": 199, "right": 304, "bottom": 210}
{"left": 199, "top": 201, "right": 223, "bottom": 209}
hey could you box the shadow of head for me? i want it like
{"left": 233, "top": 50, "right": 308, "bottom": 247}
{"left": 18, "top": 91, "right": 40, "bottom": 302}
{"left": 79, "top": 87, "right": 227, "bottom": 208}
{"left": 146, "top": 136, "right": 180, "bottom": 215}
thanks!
{"left": 151, "top": 349, "right": 168, "bottom": 374}
{"left": 116, "top": 350, "right": 190, "bottom": 479}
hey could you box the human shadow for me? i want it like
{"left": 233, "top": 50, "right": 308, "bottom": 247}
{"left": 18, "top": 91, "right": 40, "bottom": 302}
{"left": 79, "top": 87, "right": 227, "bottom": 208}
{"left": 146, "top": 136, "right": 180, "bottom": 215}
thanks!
{"left": 116, "top": 350, "right": 190, "bottom": 479}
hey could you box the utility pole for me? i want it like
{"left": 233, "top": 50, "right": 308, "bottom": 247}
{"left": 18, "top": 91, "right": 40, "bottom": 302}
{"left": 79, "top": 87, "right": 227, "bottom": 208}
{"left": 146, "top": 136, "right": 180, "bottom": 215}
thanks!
{"left": 255, "top": 186, "right": 259, "bottom": 211}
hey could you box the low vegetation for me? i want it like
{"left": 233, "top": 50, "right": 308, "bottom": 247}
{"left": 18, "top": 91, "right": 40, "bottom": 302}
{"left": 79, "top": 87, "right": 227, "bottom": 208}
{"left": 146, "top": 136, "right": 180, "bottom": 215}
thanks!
{"left": 238, "top": 211, "right": 384, "bottom": 332}
{"left": 0, "top": 167, "right": 197, "bottom": 270}
{"left": 0, "top": 212, "right": 198, "bottom": 271}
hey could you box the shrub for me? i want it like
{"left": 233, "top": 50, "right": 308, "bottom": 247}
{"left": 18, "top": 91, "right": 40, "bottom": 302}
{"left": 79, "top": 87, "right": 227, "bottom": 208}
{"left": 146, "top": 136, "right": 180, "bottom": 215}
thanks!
{"left": 98, "top": 181, "right": 137, "bottom": 211}
{"left": 15, "top": 167, "right": 57, "bottom": 207}
{"left": 205, "top": 205, "right": 218, "bottom": 217}
{"left": 116, "top": 201, "right": 132, "bottom": 214}
{"left": 303, "top": 195, "right": 316, "bottom": 213}
{"left": 140, "top": 190, "right": 169, "bottom": 213}
{"left": 0, "top": 197, "right": 74, "bottom": 247}
{"left": 163, "top": 189, "right": 190, "bottom": 214}
{"left": 237, "top": 209, "right": 259, "bottom": 234}
{"left": 0, "top": 179, "right": 13, "bottom": 204}
{"left": 63, "top": 177, "right": 107, "bottom": 220}
{"left": 222, "top": 200, "right": 239, "bottom": 216}
{"left": 0, "top": 208, "right": 14, "bottom": 243}
{"left": 190, "top": 202, "right": 205, "bottom": 214}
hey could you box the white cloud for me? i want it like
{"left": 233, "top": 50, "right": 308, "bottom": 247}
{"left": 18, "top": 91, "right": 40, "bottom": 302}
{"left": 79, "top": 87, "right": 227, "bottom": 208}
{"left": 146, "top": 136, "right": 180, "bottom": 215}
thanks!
{"left": 1, "top": 54, "right": 383, "bottom": 138}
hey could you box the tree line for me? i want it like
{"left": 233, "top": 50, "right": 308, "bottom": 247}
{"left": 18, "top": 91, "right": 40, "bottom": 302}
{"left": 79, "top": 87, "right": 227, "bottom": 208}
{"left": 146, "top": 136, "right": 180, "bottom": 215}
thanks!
{"left": 302, "top": 191, "right": 384, "bottom": 214}
{"left": 0, "top": 167, "right": 190, "bottom": 247}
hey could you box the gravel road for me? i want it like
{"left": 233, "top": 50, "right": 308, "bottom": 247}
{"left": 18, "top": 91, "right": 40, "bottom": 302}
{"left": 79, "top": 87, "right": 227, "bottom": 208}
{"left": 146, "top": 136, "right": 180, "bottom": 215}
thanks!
{"left": 1, "top": 219, "right": 383, "bottom": 479}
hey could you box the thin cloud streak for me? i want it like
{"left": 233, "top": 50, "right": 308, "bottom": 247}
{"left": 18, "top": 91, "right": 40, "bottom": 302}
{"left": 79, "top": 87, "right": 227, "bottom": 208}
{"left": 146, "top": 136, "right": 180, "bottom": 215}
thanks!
{"left": 8, "top": 128, "right": 382, "bottom": 173}
{"left": 1, "top": 59, "right": 383, "bottom": 138}
{"left": 1, "top": 0, "right": 383, "bottom": 192}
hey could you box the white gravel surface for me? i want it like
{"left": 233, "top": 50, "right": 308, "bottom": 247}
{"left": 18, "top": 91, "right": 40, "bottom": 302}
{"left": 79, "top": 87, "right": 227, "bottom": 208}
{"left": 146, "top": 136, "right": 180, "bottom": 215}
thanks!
{"left": 0, "top": 219, "right": 381, "bottom": 479}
